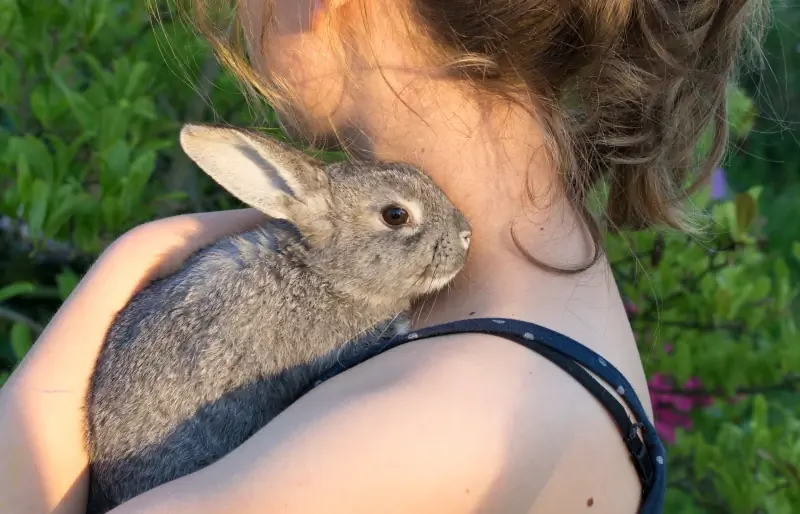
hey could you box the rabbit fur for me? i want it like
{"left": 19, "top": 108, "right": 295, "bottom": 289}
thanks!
{"left": 83, "top": 124, "right": 471, "bottom": 514}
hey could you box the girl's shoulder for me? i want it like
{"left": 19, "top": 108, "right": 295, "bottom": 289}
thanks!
{"left": 312, "top": 329, "right": 646, "bottom": 513}
{"left": 303, "top": 315, "right": 659, "bottom": 512}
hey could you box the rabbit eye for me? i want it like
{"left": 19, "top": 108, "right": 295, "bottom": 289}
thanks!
{"left": 381, "top": 205, "right": 410, "bottom": 227}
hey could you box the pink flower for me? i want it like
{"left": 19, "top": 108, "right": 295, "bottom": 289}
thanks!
{"left": 624, "top": 299, "right": 639, "bottom": 316}
{"left": 654, "top": 409, "right": 693, "bottom": 444}
{"left": 648, "top": 373, "right": 712, "bottom": 444}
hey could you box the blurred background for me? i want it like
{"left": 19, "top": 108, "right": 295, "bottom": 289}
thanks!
{"left": 1, "top": 1, "right": 798, "bottom": 512}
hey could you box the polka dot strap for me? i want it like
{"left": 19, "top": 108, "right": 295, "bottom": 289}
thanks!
{"left": 406, "top": 319, "right": 646, "bottom": 415}
{"left": 402, "top": 318, "right": 657, "bottom": 495}
{"left": 311, "top": 317, "right": 667, "bottom": 513}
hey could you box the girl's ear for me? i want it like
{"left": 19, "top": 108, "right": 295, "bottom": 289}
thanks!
{"left": 179, "top": 124, "right": 328, "bottom": 220}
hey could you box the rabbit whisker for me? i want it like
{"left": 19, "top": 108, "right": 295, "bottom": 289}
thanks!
{"left": 409, "top": 241, "right": 443, "bottom": 326}
{"left": 421, "top": 263, "right": 444, "bottom": 325}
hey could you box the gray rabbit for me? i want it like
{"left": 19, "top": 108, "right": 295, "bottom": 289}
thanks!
{"left": 84, "top": 124, "right": 471, "bottom": 514}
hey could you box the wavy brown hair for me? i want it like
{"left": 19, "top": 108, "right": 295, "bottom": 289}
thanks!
{"left": 172, "top": 0, "right": 767, "bottom": 272}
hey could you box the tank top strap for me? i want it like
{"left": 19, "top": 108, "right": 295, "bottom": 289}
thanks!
{"left": 311, "top": 317, "right": 667, "bottom": 513}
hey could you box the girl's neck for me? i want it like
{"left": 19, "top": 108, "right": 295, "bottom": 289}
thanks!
{"left": 336, "top": 76, "right": 604, "bottom": 328}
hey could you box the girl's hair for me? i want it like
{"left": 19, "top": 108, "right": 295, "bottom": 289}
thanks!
{"left": 178, "top": 0, "right": 767, "bottom": 272}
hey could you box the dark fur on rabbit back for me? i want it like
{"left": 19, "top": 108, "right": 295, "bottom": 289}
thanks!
{"left": 84, "top": 219, "right": 409, "bottom": 514}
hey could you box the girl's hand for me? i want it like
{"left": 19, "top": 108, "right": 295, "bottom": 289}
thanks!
{"left": 0, "top": 209, "right": 266, "bottom": 514}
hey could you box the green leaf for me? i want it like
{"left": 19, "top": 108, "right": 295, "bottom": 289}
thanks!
{"left": 0, "top": 282, "right": 36, "bottom": 303}
{"left": 9, "top": 323, "right": 32, "bottom": 362}
{"left": 29, "top": 86, "right": 50, "bottom": 128}
{"left": 774, "top": 259, "right": 791, "bottom": 309}
{"left": 7, "top": 136, "right": 54, "bottom": 182}
{"left": 131, "top": 97, "right": 157, "bottom": 120}
{"left": 735, "top": 193, "right": 757, "bottom": 233}
{"left": 750, "top": 276, "right": 771, "bottom": 302}
{"left": 45, "top": 185, "right": 90, "bottom": 236}
{"left": 81, "top": 54, "right": 107, "bottom": 84}
{"left": 727, "top": 86, "right": 757, "bottom": 139}
{"left": 124, "top": 62, "right": 151, "bottom": 99}
{"left": 49, "top": 134, "right": 88, "bottom": 184}
{"left": 55, "top": 269, "right": 80, "bottom": 301}
{"left": 101, "top": 140, "right": 131, "bottom": 185}
{"left": 0, "top": 55, "right": 22, "bottom": 108}
{"left": 715, "top": 287, "right": 733, "bottom": 321}
{"left": 746, "top": 185, "right": 764, "bottom": 204}
{"left": 129, "top": 150, "right": 156, "bottom": 183}
{"left": 712, "top": 202, "right": 736, "bottom": 236}
{"left": 751, "top": 395, "right": 769, "bottom": 431}
{"left": 100, "top": 195, "right": 119, "bottom": 232}
{"left": 86, "top": 1, "right": 108, "bottom": 40}
{"left": 14, "top": 151, "right": 32, "bottom": 201}
{"left": 98, "top": 107, "right": 130, "bottom": 150}
{"left": 27, "top": 178, "right": 51, "bottom": 237}
{"left": 691, "top": 184, "right": 712, "bottom": 211}
{"left": 50, "top": 72, "right": 97, "bottom": 133}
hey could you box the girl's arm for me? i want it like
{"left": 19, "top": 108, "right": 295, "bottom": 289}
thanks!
{"left": 0, "top": 209, "right": 266, "bottom": 514}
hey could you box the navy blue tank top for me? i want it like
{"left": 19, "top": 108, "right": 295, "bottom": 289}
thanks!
{"left": 313, "top": 317, "right": 666, "bottom": 513}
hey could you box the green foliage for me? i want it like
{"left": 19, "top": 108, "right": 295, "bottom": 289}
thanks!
{"left": 606, "top": 86, "right": 800, "bottom": 506}
{"left": 0, "top": 0, "right": 258, "bottom": 378}
{"left": 0, "top": 1, "right": 798, "bottom": 512}
{"left": 0, "top": 0, "right": 252, "bottom": 255}
{"left": 666, "top": 396, "right": 800, "bottom": 514}
{"left": 725, "top": 0, "right": 800, "bottom": 269}
{"left": 606, "top": 172, "right": 800, "bottom": 511}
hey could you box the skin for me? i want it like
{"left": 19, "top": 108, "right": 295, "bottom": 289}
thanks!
{"left": 0, "top": 0, "right": 656, "bottom": 512}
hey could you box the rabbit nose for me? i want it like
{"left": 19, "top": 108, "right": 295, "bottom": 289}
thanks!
{"left": 459, "top": 230, "right": 471, "bottom": 249}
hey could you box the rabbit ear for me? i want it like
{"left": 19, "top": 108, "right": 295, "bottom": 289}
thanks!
{"left": 179, "top": 124, "right": 328, "bottom": 220}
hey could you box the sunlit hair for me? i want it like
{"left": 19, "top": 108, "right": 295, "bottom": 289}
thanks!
{"left": 167, "top": 0, "right": 767, "bottom": 273}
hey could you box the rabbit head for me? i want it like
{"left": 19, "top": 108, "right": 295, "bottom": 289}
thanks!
{"left": 180, "top": 124, "right": 471, "bottom": 308}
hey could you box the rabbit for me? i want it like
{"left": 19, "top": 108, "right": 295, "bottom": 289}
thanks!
{"left": 83, "top": 124, "right": 471, "bottom": 514}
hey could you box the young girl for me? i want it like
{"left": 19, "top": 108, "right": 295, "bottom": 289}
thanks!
{"left": 0, "top": 0, "right": 764, "bottom": 512}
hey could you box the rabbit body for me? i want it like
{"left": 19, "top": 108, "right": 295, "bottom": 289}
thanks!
{"left": 84, "top": 125, "right": 470, "bottom": 514}
{"left": 86, "top": 220, "right": 408, "bottom": 513}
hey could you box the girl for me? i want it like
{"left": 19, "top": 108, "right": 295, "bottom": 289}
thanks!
{"left": 0, "top": 0, "right": 764, "bottom": 512}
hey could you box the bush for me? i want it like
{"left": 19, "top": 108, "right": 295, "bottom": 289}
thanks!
{"left": 730, "top": 0, "right": 800, "bottom": 265}
{"left": 1, "top": 1, "right": 798, "bottom": 512}
{"left": 609, "top": 186, "right": 800, "bottom": 512}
